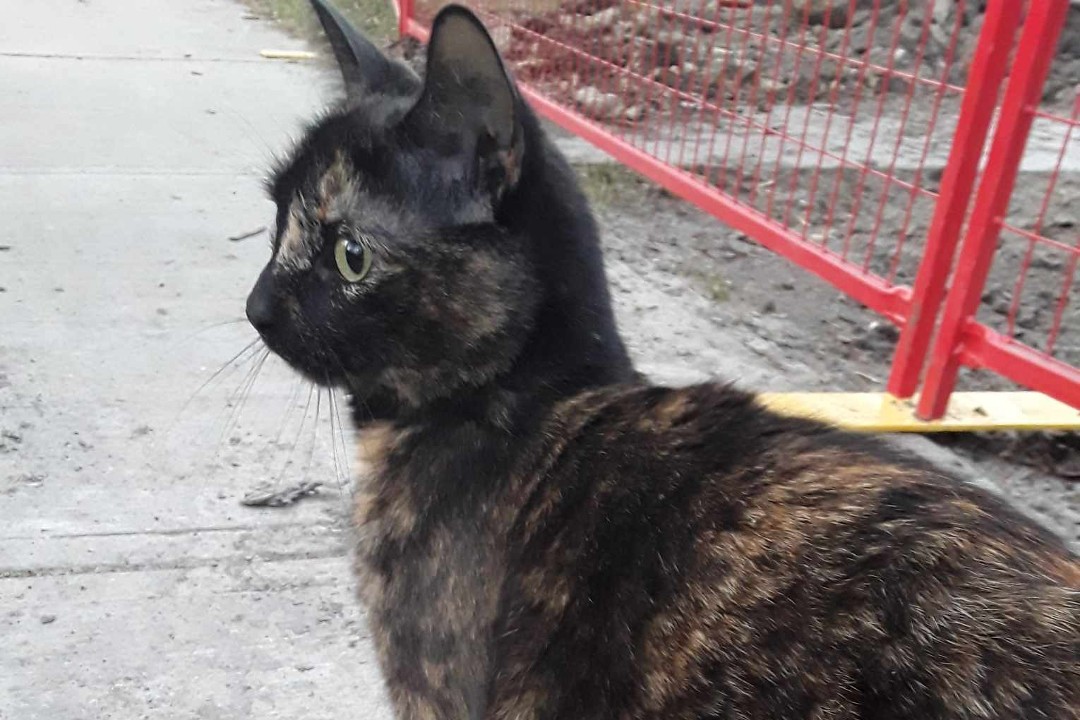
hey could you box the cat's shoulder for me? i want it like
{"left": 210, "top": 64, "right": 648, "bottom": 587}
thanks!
{"left": 552, "top": 380, "right": 892, "bottom": 462}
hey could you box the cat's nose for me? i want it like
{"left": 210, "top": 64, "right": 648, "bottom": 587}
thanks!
{"left": 246, "top": 266, "right": 277, "bottom": 334}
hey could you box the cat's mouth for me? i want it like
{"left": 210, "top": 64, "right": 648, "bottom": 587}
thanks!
{"left": 260, "top": 335, "right": 354, "bottom": 390}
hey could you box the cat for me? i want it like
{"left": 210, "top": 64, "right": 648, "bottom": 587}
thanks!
{"left": 245, "top": 2, "right": 1080, "bottom": 718}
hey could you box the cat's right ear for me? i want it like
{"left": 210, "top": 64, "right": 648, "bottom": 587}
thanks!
{"left": 309, "top": 0, "right": 419, "bottom": 99}
{"left": 403, "top": 6, "right": 524, "bottom": 199}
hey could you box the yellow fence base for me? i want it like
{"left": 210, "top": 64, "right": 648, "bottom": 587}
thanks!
{"left": 757, "top": 392, "right": 1080, "bottom": 433}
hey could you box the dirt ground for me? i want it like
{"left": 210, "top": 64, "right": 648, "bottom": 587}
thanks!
{"left": 493, "top": 0, "right": 1080, "bottom": 112}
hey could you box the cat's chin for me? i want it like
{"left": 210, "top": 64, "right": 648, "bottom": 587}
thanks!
{"left": 264, "top": 345, "right": 351, "bottom": 390}
{"left": 296, "top": 364, "right": 355, "bottom": 390}
{"left": 295, "top": 368, "right": 347, "bottom": 388}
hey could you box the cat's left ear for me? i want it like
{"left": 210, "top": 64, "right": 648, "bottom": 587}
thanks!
{"left": 404, "top": 6, "right": 524, "bottom": 197}
{"left": 309, "top": 0, "right": 419, "bottom": 99}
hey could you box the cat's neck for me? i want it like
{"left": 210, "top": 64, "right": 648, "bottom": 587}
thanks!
{"left": 495, "top": 114, "right": 636, "bottom": 394}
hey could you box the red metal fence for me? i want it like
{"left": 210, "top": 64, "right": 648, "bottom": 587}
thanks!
{"left": 906, "top": 0, "right": 1080, "bottom": 417}
{"left": 395, "top": 0, "right": 1080, "bottom": 420}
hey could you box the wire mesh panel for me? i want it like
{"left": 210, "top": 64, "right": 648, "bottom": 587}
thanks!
{"left": 407, "top": 0, "right": 987, "bottom": 318}
{"left": 398, "top": 0, "right": 1080, "bottom": 418}
{"left": 984, "top": 97, "right": 1080, "bottom": 373}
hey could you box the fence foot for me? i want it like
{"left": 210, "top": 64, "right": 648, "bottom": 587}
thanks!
{"left": 758, "top": 392, "right": 1080, "bottom": 433}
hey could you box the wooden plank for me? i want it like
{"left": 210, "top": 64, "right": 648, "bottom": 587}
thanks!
{"left": 758, "top": 392, "right": 1080, "bottom": 432}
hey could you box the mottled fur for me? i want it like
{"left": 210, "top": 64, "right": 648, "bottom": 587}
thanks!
{"left": 247, "top": 4, "right": 1079, "bottom": 719}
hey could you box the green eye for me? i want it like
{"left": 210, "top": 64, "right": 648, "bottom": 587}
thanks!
{"left": 334, "top": 237, "right": 373, "bottom": 282}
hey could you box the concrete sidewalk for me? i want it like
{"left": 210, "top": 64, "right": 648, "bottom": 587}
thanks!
{"left": 0, "top": 2, "right": 390, "bottom": 717}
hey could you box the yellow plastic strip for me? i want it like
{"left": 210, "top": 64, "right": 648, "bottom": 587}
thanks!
{"left": 260, "top": 50, "right": 318, "bottom": 60}
{"left": 757, "top": 392, "right": 1080, "bottom": 433}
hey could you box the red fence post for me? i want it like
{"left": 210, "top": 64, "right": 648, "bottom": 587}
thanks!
{"left": 916, "top": 0, "right": 1071, "bottom": 420}
{"left": 397, "top": 0, "right": 413, "bottom": 39}
{"left": 885, "top": 0, "right": 1022, "bottom": 400}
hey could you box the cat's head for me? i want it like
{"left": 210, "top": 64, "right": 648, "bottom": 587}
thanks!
{"left": 246, "top": 1, "right": 539, "bottom": 408}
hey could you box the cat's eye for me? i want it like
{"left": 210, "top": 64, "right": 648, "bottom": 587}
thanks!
{"left": 334, "top": 237, "right": 373, "bottom": 282}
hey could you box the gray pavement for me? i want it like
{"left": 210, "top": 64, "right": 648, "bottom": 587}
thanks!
{"left": 1, "top": 2, "right": 389, "bottom": 718}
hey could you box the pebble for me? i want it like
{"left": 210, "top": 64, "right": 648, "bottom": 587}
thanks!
{"left": 573, "top": 86, "right": 625, "bottom": 121}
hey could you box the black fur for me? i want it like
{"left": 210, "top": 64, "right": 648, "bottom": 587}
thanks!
{"left": 245, "top": 5, "right": 1079, "bottom": 720}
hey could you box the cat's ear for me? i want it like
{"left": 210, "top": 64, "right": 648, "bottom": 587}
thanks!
{"left": 309, "top": 0, "right": 419, "bottom": 99}
{"left": 404, "top": 5, "right": 524, "bottom": 196}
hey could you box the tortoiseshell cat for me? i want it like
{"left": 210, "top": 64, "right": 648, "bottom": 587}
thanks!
{"left": 246, "top": 2, "right": 1079, "bottom": 718}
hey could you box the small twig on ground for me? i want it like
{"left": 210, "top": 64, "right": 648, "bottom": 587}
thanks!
{"left": 228, "top": 226, "right": 267, "bottom": 243}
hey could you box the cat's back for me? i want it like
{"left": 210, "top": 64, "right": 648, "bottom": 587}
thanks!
{"left": 498, "top": 382, "right": 1079, "bottom": 720}
{"left": 529, "top": 381, "right": 1076, "bottom": 577}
